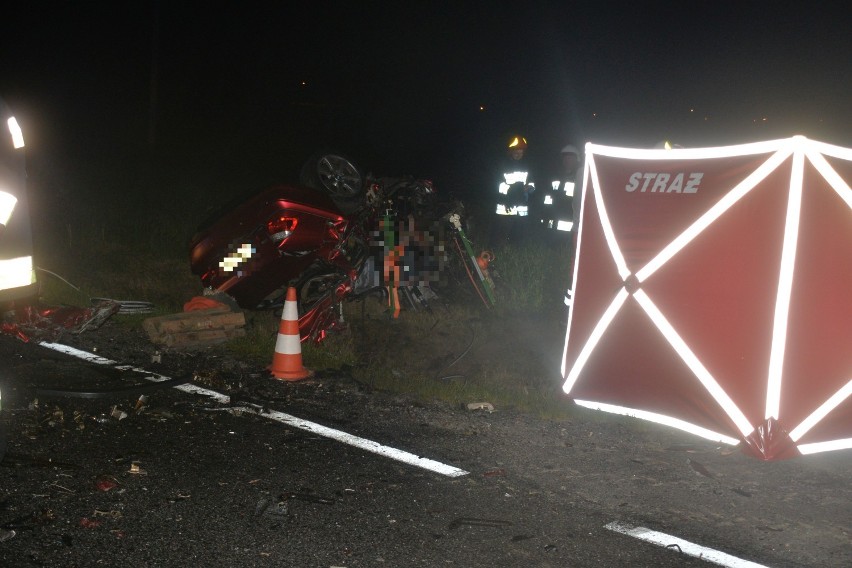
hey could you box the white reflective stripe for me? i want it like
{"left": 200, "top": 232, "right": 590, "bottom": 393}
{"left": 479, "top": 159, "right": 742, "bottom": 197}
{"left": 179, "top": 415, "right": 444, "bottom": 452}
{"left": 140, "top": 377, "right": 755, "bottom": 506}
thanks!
{"left": 544, "top": 194, "right": 553, "bottom": 205}
{"left": 498, "top": 182, "right": 510, "bottom": 195}
{"left": 797, "top": 438, "right": 852, "bottom": 455}
{"left": 563, "top": 289, "right": 629, "bottom": 393}
{"left": 564, "top": 181, "right": 575, "bottom": 196}
{"left": 556, "top": 220, "right": 573, "bottom": 231}
{"left": 634, "top": 290, "right": 754, "bottom": 437}
{"left": 274, "top": 332, "right": 301, "bottom": 355}
{"left": 283, "top": 299, "right": 298, "bottom": 322}
{"left": 806, "top": 149, "right": 852, "bottom": 210}
{"left": 635, "top": 147, "right": 792, "bottom": 283}
{"left": 7, "top": 117, "right": 24, "bottom": 149}
{"left": 589, "top": 157, "right": 631, "bottom": 279}
{"left": 551, "top": 180, "right": 560, "bottom": 190}
{"left": 588, "top": 137, "right": 789, "bottom": 160}
{"left": 0, "top": 255, "right": 35, "bottom": 291}
{"left": 605, "top": 522, "right": 770, "bottom": 568}
{"left": 0, "top": 190, "right": 16, "bottom": 225}
{"left": 766, "top": 147, "right": 804, "bottom": 420}
{"left": 575, "top": 400, "right": 741, "bottom": 445}
{"left": 496, "top": 204, "right": 529, "bottom": 216}
{"left": 503, "top": 171, "right": 528, "bottom": 184}
{"left": 789, "top": 377, "right": 852, "bottom": 441}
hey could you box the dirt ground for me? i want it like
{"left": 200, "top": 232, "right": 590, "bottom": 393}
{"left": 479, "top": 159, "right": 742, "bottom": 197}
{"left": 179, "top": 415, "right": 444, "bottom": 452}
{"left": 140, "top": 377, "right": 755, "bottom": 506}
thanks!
{"left": 1, "top": 301, "right": 850, "bottom": 566}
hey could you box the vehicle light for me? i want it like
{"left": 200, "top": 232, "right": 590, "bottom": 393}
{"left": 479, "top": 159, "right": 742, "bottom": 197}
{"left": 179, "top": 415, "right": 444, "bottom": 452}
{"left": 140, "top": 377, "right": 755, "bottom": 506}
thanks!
{"left": 219, "top": 243, "right": 255, "bottom": 272}
{"left": 7, "top": 117, "right": 24, "bottom": 149}
{"left": 266, "top": 215, "right": 298, "bottom": 243}
{"left": 0, "top": 190, "right": 16, "bottom": 226}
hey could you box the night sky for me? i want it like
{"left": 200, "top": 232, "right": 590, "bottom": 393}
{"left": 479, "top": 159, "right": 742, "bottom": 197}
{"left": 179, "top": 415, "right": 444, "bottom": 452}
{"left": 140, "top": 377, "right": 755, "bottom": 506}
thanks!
{"left": 1, "top": 1, "right": 850, "bottom": 205}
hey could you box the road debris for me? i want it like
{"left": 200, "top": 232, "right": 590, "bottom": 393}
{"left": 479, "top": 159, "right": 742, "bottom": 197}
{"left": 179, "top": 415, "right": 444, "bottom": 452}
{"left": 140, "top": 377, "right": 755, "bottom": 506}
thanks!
{"left": 142, "top": 306, "right": 246, "bottom": 348}
{"left": 466, "top": 402, "right": 494, "bottom": 412}
{"left": 134, "top": 395, "right": 149, "bottom": 413}
{"left": 110, "top": 406, "right": 128, "bottom": 421}
{"left": 94, "top": 476, "right": 119, "bottom": 492}
{"left": 34, "top": 375, "right": 191, "bottom": 399}
{"left": 255, "top": 498, "right": 289, "bottom": 519}
{"left": 93, "top": 509, "right": 123, "bottom": 519}
{"left": 79, "top": 517, "right": 101, "bottom": 529}
{"left": 686, "top": 458, "right": 714, "bottom": 479}
{"left": 1, "top": 300, "right": 120, "bottom": 342}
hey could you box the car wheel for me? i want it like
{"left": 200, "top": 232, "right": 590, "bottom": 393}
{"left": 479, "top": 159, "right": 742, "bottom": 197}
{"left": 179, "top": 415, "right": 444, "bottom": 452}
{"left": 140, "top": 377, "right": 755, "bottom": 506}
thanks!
{"left": 299, "top": 152, "right": 363, "bottom": 198}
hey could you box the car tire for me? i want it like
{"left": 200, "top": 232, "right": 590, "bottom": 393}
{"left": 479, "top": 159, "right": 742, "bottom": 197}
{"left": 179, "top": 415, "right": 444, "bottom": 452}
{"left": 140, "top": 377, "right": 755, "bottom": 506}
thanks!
{"left": 299, "top": 151, "right": 364, "bottom": 213}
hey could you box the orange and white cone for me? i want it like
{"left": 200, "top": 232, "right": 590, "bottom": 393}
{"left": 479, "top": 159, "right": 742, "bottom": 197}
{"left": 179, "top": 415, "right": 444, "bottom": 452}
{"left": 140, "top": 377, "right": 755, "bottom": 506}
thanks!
{"left": 269, "top": 287, "right": 312, "bottom": 381}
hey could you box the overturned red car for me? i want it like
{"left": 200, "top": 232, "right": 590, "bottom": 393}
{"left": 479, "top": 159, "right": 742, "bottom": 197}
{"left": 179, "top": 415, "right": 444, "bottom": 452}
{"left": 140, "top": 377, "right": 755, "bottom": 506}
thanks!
{"left": 188, "top": 152, "right": 441, "bottom": 341}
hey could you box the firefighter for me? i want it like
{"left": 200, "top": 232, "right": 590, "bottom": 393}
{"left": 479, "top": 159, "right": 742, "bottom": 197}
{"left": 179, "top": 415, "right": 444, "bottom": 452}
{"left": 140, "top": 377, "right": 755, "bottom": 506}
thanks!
{"left": 539, "top": 144, "right": 581, "bottom": 240}
{"left": 0, "top": 98, "right": 36, "bottom": 306}
{"left": 493, "top": 135, "right": 535, "bottom": 243}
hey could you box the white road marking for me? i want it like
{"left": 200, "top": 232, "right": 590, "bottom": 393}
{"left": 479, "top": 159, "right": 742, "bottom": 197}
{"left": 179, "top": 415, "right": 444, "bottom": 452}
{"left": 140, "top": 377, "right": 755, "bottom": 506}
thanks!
{"left": 605, "top": 522, "right": 771, "bottom": 568}
{"left": 245, "top": 407, "right": 468, "bottom": 477}
{"left": 37, "top": 341, "right": 469, "bottom": 478}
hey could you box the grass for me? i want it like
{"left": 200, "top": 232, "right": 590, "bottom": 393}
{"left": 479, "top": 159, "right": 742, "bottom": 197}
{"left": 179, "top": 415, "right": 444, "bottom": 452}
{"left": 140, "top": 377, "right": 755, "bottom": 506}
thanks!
{"left": 491, "top": 239, "right": 573, "bottom": 314}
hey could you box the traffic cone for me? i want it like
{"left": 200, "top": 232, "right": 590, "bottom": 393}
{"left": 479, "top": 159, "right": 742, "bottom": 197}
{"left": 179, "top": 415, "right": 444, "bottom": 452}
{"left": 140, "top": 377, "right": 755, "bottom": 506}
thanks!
{"left": 269, "top": 287, "right": 312, "bottom": 381}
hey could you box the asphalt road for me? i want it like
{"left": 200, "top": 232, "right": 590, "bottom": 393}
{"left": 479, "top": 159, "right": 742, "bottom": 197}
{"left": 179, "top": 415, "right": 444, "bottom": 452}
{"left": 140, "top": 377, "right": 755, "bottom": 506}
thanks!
{"left": 1, "top": 333, "right": 849, "bottom": 567}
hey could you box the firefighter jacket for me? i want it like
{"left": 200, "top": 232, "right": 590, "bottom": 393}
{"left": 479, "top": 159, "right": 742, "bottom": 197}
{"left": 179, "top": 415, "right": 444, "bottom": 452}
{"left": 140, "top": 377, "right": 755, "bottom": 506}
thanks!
{"left": 0, "top": 97, "right": 36, "bottom": 303}
{"left": 539, "top": 173, "right": 578, "bottom": 232}
{"left": 495, "top": 156, "right": 535, "bottom": 216}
